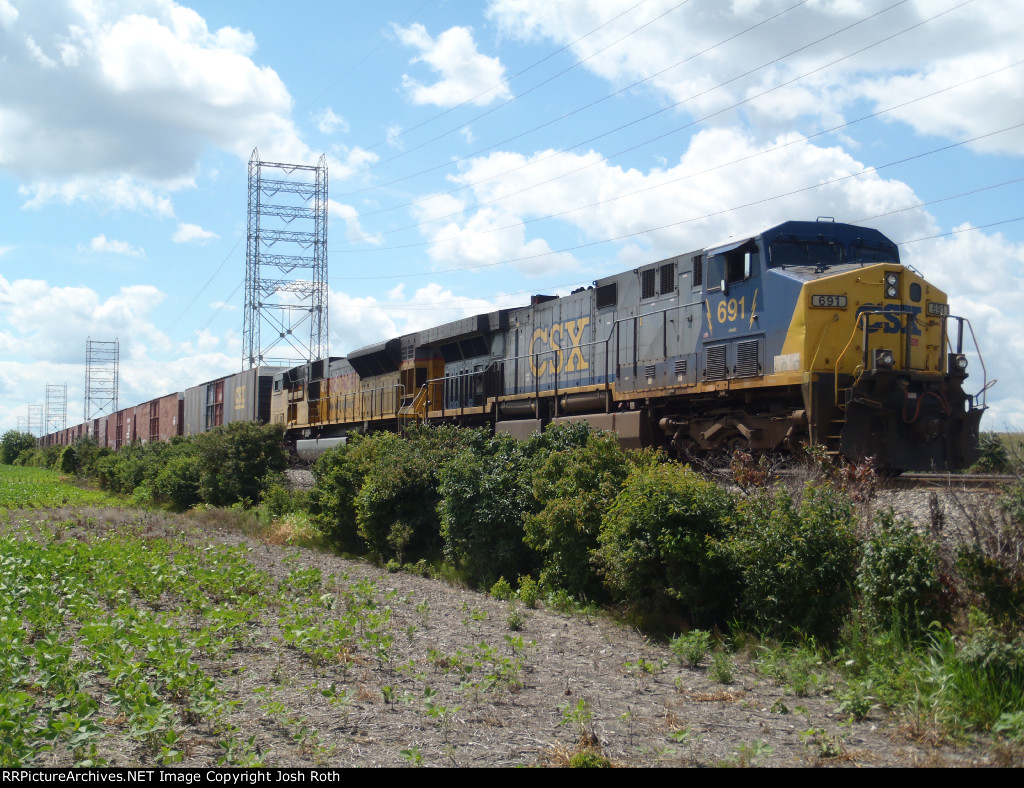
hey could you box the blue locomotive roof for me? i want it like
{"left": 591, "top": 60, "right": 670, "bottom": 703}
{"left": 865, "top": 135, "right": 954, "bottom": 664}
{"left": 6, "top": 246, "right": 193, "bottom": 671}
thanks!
{"left": 758, "top": 220, "right": 899, "bottom": 269}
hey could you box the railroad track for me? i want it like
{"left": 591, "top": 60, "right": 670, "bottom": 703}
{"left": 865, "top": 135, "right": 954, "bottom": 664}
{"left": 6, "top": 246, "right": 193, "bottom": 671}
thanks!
{"left": 732, "top": 468, "right": 1017, "bottom": 493}
{"left": 889, "top": 473, "right": 1016, "bottom": 491}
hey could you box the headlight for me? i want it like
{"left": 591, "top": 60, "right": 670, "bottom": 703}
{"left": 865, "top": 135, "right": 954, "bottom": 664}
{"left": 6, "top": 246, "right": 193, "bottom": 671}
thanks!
{"left": 950, "top": 353, "right": 968, "bottom": 373}
{"left": 874, "top": 349, "right": 895, "bottom": 369}
{"left": 884, "top": 272, "right": 899, "bottom": 299}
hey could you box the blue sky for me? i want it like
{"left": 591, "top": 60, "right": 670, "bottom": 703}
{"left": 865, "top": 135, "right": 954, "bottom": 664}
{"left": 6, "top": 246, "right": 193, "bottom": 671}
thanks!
{"left": 1, "top": 0, "right": 1022, "bottom": 433}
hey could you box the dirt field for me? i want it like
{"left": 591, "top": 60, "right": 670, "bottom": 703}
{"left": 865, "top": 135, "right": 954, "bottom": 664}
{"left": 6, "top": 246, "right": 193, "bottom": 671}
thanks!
{"left": 15, "top": 487, "right": 1012, "bottom": 769}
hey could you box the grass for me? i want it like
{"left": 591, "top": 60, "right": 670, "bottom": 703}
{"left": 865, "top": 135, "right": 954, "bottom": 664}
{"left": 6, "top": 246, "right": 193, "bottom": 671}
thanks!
{"left": 0, "top": 465, "right": 115, "bottom": 510}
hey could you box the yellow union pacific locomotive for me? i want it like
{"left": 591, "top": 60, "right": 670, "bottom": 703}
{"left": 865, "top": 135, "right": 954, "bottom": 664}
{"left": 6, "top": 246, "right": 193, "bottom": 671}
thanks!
{"left": 272, "top": 219, "right": 988, "bottom": 472}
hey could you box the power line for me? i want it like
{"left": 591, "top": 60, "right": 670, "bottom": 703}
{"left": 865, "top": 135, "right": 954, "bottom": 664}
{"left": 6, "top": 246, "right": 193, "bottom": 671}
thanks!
{"left": 309, "top": 0, "right": 435, "bottom": 108}
{"left": 339, "top": 0, "right": 811, "bottom": 197}
{"left": 339, "top": 0, "right": 927, "bottom": 219}
{"left": 326, "top": 176, "right": 1024, "bottom": 311}
{"left": 334, "top": 120, "right": 1024, "bottom": 280}
{"left": 333, "top": 58, "right": 1023, "bottom": 255}
{"left": 356, "top": 0, "right": 660, "bottom": 158}
{"left": 898, "top": 217, "right": 1024, "bottom": 246}
{"left": 343, "top": 0, "right": 696, "bottom": 180}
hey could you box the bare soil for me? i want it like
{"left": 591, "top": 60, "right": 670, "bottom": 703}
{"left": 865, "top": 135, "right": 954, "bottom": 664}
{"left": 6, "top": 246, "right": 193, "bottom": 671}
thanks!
{"left": 22, "top": 481, "right": 1018, "bottom": 768}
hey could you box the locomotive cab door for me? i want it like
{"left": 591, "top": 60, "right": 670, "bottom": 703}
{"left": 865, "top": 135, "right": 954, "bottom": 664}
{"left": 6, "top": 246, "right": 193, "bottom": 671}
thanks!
{"left": 701, "top": 240, "right": 764, "bottom": 381}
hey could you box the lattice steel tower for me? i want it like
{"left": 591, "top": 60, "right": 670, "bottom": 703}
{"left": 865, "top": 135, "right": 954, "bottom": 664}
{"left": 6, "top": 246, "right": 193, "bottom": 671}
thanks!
{"left": 84, "top": 338, "right": 119, "bottom": 422}
{"left": 244, "top": 149, "right": 329, "bottom": 368}
{"left": 26, "top": 404, "right": 43, "bottom": 438}
{"left": 45, "top": 383, "right": 67, "bottom": 434}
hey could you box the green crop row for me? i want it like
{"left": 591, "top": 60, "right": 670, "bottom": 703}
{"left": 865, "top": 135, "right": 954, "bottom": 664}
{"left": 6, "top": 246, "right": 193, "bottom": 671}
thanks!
{"left": 0, "top": 465, "right": 114, "bottom": 510}
{"left": 0, "top": 504, "right": 539, "bottom": 767}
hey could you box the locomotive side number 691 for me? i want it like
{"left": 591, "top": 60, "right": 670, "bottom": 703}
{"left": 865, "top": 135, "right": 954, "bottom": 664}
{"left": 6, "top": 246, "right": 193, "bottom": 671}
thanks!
{"left": 717, "top": 298, "right": 746, "bottom": 323}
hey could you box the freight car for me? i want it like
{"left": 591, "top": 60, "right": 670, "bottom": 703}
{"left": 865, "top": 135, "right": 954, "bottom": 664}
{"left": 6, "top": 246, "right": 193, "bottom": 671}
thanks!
{"left": 42, "top": 368, "right": 285, "bottom": 451}
{"left": 275, "top": 219, "right": 987, "bottom": 472}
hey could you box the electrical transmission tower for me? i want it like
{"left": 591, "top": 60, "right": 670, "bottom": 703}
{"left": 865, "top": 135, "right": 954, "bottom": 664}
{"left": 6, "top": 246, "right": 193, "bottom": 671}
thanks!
{"left": 45, "top": 383, "right": 67, "bottom": 437}
{"left": 244, "top": 148, "right": 329, "bottom": 368}
{"left": 27, "top": 404, "right": 43, "bottom": 437}
{"left": 84, "top": 338, "right": 119, "bottom": 422}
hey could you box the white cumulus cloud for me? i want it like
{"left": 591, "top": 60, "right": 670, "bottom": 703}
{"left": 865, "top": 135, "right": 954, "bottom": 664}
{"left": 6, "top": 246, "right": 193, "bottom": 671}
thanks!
{"left": 84, "top": 234, "right": 145, "bottom": 258}
{"left": 173, "top": 223, "right": 219, "bottom": 244}
{"left": 395, "top": 23, "right": 513, "bottom": 107}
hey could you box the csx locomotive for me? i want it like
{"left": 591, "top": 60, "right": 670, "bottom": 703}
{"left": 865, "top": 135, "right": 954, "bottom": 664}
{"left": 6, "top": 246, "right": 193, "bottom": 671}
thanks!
{"left": 274, "top": 218, "right": 987, "bottom": 472}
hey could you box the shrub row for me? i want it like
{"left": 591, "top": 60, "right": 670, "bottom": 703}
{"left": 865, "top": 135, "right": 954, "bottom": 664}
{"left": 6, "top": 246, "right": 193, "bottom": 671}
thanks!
{"left": 39, "top": 422, "right": 289, "bottom": 511}
{"left": 311, "top": 423, "right": 970, "bottom": 639}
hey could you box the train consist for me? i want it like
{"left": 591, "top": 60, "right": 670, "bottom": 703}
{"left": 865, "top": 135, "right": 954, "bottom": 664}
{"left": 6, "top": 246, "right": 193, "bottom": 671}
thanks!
{"left": 44, "top": 219, "right": 987, "bottom": 472}
{"left": 44, "top": 366, "right": 284, "bottom": 450}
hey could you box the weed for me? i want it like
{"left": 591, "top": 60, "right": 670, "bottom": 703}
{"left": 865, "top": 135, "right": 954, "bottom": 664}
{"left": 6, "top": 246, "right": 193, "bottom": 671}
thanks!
{"left": 517, "top": 575, "right": 540, "bottom": 609}
{"left": 709, "top": 651, "right": 734, "bottom": 685}
{"left": 568, "top": 749, "right": 611, "bottom": 768}
{"left": 490, "top": 577, "right": 513, "bottom": 600}
{"left": 729, "top": 739, "right": 772, "bottom": 767}
{"left": 669, "top": 726, "right": 691, "bottom": 743}
{"left": 559, "top": 698, "right": 595, "bottom": 745}
{"left": 756, "top": 640, "right": 827, "bottom": 696}
{"left": 800, "top": 728, "right": 844, "bottom": 759}
{"left": 506, "top": 603, "right": 527, "bottom": 631}
{"left": 670, "top": 629, "right": 712, "bottom": 667}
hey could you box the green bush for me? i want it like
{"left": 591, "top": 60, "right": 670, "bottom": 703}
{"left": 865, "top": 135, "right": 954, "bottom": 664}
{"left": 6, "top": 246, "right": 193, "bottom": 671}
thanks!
{"left": 14, "top": 445, "right": 60, "bottom": 469}
{"left": 192, "top": 421, "right": 287, "bottom": 507}
{"left": 972, "top": 432, "right": 1012, "bottom": 473}
{"left": 71, "top": 436, "right": 110, "bottom": 477}
{"left": 153, "top": 452, "right": 203, "bottom": 511}
{"left": 57, "top": 445, "right": 78, "bottom": 474}
{"left": 596, "top": 463, "right": 736, "bottom": 624}
{"left": 260, "top": 474, "right": 306, "bottom": 519}
{"left": 438, "top": 431, "right": 538, "bottom": 586}
{"left": 0, "top": 430, "right": 36, "bottom": 465}
{"left": 857, "top": 509, "right": 944, "bottom": 632}
{"left": 310, "top": 435, "right": 371, "bottom": 550}
{"left": 918, "top": 618, "right": 1024, "bottom": 734}
{"left": 95, "top": 444, "right": 151, "bottom": 494}
{"left": 489, "top": 577, "right": 513, "bottom": 600}
{"left": 956, "top": 545, "right": 1024, "bottom": 626}
{"left": 524, "top": 429, "right": 652, "bottom": 600}
{"left": 353, "top": 426, "right": 482, "bottom": 562}
{"left": 670, "top": 629, "right": 712, "bottom": 667}
{"left": 718, "top": 483, "right": 860, "bottom": 641}
{"left": 517, "top": 575, "right": 540, "bottom": 609}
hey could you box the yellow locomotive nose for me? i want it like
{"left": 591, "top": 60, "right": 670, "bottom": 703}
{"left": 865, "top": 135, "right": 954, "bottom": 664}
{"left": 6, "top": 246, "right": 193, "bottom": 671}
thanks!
{"left": 775, "top": 261, "right": 983, "bottom": 471}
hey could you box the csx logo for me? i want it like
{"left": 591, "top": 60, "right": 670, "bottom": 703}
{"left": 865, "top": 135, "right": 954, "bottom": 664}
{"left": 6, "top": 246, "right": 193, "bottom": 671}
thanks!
{"left": 234, "top": 385, "right": 246, "bottom": 411}
{"left": 529, "top": 318, "right": 590, "bottom": 376}
{"left": 856, "top": 304, "right": 922, "bottom": 336}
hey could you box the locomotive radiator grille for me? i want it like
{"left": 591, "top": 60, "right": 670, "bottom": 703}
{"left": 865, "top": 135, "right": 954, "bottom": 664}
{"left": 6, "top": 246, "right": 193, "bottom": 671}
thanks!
{"left": 706, "top": 345, "right": 727, "bottom": 381}
{"left": 736, "top": 340, "right": 761, "bottom": 377}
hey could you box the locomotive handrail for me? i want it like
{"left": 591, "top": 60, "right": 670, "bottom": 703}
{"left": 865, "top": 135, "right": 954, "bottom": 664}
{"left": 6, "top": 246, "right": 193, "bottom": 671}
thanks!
{"left": 413, "top": 300, "right": 704, "bottom": 416}
{"left": 311, "top": 380, "right": 406, "bottom": 430}
{"left": 423, "top": 359, "right": 503, "bottom": 418}
{"left": 947, "top": 315, "right": 991, "bottom": 408}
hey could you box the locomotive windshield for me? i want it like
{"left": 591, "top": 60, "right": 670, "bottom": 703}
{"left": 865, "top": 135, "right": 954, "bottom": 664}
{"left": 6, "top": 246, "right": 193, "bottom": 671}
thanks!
{"left": 849, "top": 239, "right": 899, "bottom": 265}
{"left": 769, "top": 238, "right": 845, "bottom": 268}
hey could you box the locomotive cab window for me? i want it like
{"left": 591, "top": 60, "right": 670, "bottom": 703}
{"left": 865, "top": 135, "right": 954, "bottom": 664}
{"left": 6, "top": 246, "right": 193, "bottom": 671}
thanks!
{"left": 707, "top": 244, "right": 759, "bottom": 292}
